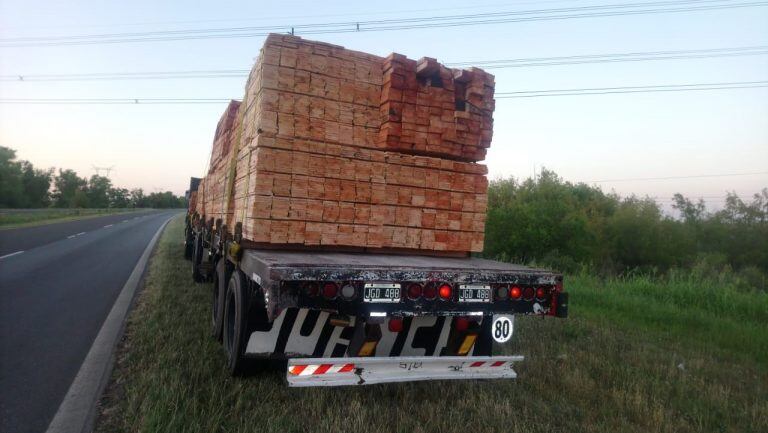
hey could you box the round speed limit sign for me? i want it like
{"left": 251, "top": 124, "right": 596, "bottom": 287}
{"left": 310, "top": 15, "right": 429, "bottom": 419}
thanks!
{"left": 491, "top": 315, "right": 514, "bottom": 343}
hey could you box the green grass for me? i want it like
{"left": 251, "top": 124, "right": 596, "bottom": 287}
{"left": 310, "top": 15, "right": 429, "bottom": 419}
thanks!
{"left": 0, "top": 208, "right": 144, "bottom": 229}
{"left": 96, "top": 217, "right": 768, "bottom": 433}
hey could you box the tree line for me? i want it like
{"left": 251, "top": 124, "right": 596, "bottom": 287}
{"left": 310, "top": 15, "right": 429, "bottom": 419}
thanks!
{"left": 0, "top": 146, "right": 186, "bottom": 209}
{"left": 483, "top": 169, "right": 767, "bottom": 278}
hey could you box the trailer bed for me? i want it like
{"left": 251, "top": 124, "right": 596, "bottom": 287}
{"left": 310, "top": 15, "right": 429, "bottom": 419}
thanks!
{"left": 241, "top": 250, "right": 555, "bottom": 280}
{"left": 237, "top": 249, "right": 562, "bottom": 321}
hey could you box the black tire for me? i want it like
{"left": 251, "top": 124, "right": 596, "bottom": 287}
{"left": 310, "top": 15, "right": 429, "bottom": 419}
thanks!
{"left": 184, "top": 227, "right": 194, "bottom": 260}
{"left": 211, "top": 259, "right": 228, "bottom": 341}
{"left": 191, "top": 233, "right": 203, "bottom": 283}
{"left": 223, "top": 270, "right": 249, "bottom": 375}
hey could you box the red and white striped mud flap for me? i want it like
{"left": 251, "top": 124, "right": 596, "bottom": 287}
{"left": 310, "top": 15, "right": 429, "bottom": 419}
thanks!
{"left": 286, "top": 355, "right": 524, "bottom": 387}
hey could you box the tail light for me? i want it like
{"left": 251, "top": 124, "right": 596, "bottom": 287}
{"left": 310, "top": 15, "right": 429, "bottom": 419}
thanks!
{"left": 423, "top": 283, "right": 438, "bottom": 300}
{"left": 388, "top": 318, "right": 404, "bottom": 332}
{"left": 322, "top": 282, "right": 338, "bottom": 299}
{"left": 495, "top": 285, "right": 509, "bottom": 300}
{"left": 509, "top": 286, "right": 522, "bottom": 300}
{"left": 438, "top": 283, "right": 453, "bottom": 300}
{"left": 340, "top": 283, "right": 356, "bottom": 300}
{"left": 407, "top": 283, "right": 423, "bottom": 300}
{"left": 535, "top": 286, "right": 549, "bottom": 301}
{"left": 523, "top": 286, "right": 535, "bottom": 301}
{"left": 304, "top": 282, "right": 319, "bottom": 297}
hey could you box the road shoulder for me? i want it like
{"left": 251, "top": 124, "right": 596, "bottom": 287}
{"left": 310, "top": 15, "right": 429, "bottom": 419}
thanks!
{"left": 44, "top": 214, "right": 175, "bottom": 433}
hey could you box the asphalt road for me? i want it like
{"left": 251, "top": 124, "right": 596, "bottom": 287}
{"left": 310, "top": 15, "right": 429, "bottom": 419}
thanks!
{"left": 0, "top": 210, "right": 158, "bottom": 257}
{"left": 0, "top": 210, "right": 181, "bottom": 433}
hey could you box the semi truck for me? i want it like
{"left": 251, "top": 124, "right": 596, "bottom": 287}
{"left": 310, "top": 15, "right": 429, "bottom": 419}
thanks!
{"left": 184, "top": 184, "right": 568, "bottom": 387}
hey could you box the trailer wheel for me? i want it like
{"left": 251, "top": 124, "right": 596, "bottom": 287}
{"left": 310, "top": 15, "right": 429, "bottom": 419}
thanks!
{"left": 191, "top": 233, "right": 203, "bottom": 283}
{"left": 223, "top": 270, "right": 248, "bottom": 375}
{"left": 211, "top": 259, "right": 228, "bottom": 341}
{"left": 183, "top": 226, "right": 194, "bottom": 260}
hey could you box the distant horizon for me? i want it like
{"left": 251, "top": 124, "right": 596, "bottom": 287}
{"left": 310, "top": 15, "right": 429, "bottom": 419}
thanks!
{"left": 5, "top": 143, "right": 765, "bottom": 215}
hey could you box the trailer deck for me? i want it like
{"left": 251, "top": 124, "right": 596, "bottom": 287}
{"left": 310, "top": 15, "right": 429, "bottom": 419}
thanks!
{"left": 241, "top": 249, "right": 557, "bottom": 281}
{"left": 237, "top": 249, "right": 563, "bottom": 321}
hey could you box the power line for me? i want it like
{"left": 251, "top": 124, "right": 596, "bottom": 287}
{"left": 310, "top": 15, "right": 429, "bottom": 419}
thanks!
{"left": 0, "top": 1, "right": 586, "bottom": 31}
{"left": 1, "top": 80, "right": 766, "bottom": 104}
{"left": 494, "top": 80, "right": 768, "bottom": 97}
{"left": 0, "top": 70, "right": 251, "bottom": 82}
{"left": 3, "top": 46, "right": 766, "bottom": 82}
{"left": 1, "top": 0, "right": 765, "bottom": 47}
{"left": 0, "top": 98, "right": 232, "bottom": 104}
{"left": 3, "top": 0, "right": 722, "bottom": 41}
{"left": 450, "top": 45, "right": 768, "bottom": 68}
{"left": 587, "top": 171, "right": 768, "bottom": 182}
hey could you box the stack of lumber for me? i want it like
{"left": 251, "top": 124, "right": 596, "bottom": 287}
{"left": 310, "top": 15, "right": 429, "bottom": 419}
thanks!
{"left": 188, "top": 191, "right": 198, "bottom": 214}
{"left": 200, "top": 34, "right": 496, "bottom": 254}
{"left": 205, "top": 100, "right": 242, "bottom": 228}
{"left": 194, "top": 177, "right": 207, "bottom": 217}
{"left": 379, "top": 55, "right": 495, "bottom": 161}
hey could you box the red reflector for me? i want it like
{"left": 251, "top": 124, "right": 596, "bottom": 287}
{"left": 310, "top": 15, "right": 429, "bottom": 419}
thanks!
{"left": 523, "top": 286, "right": 535, "bottom": 300}
{"left": 322, "top": 282, "right": 338, "bottom": 299}
{"left": 509, "top": 286, "right": 522, "bottom": 299}
{"left": 338, "top": 363, "right": 355, "bottom": 373}
{"left": 536, "top": 286, "right": 549, "bottom": 300}
{"left": 470, "top": 361, "right": 485, "bottom": 367}
{"left": 407, "top": 283, "right": 423, "bottom": 300}
{"left": 454, "top": 317, "right": 469, "bottom": 332}
{"left": 491, "top": 361, "right": 506, "bottom": 367}
{"left": 388, "top": 318, "right": 404, "bottom": 332}
{"left": 423, "top": 283, "right": 437, "bottom": 300}
{"left": 438, "top": 284, "right": 452, "bottom": 300}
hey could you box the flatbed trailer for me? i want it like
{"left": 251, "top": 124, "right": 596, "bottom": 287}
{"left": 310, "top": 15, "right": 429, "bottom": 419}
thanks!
{"left": 185, "top": 215, "right": 567, "bottom": 386}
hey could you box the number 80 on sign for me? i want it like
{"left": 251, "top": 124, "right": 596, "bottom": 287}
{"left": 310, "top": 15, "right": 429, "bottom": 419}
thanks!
{"left": 491, "top": 315, "right": 514, "bottom": 343}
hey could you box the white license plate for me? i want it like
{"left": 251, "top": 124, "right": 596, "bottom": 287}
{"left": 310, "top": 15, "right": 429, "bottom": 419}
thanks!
{"left": 363, "top": 283, "right": 401, "bottom": 303}
{"left": 458, "top": 284, "right": 491, "bottom": 303}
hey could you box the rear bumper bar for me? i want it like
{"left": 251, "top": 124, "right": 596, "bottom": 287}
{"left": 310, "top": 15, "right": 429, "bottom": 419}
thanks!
{"left": 286, "top": 355, "right": 524, "bottom": 387}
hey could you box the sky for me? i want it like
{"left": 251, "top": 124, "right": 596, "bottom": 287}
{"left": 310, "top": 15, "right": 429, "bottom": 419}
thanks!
{"left": 0, "top": 0, "right": 766, "bottom": 209}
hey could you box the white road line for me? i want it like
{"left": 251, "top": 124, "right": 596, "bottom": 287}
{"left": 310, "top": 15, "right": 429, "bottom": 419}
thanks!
{"left": 77, "top": 232, "right": 86, "bottom": 236}
{"left": 103, "top": 224, "right": 113, "bottom": 228}
{"left": 67, "top": 235, "right": 76, "bottom": 239}
{"left": 0, "top": 250, "right": 24, "bottom": 260}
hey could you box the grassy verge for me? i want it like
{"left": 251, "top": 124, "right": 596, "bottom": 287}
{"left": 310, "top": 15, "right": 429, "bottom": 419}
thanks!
{"left": 0, "top": 208, "right": 145, "bottom": 229}
{"left": 96, "top": 217, "right": 767, "bottom": 433}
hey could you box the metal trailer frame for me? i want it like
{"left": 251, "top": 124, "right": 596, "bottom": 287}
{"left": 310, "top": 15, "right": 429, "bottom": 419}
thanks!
{"left": 236, "top": 249, "right": 563, "bottom": 321}
{"left": 184, "top": 217, "right": 568, "bottom": 386}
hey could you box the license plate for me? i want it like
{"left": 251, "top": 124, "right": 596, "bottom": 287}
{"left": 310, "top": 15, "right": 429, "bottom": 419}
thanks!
{"left": 458, "top": 284, "right": 491, "bottom": 303}
{"left": 363, "top": 283, "right": 401, "bottom": 303}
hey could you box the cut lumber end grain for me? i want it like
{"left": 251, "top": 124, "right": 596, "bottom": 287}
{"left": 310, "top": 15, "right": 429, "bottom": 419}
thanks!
{"left": 195, "top": 34, "right": 495, "bottom": 255}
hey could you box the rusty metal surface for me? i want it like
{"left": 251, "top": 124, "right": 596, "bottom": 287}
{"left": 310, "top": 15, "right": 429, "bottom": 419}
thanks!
{"left": 243, "top": 250, "right": 548, "bottom": 274}
{"left": 237, "top": 249, "right": 560, "bottom": 321}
